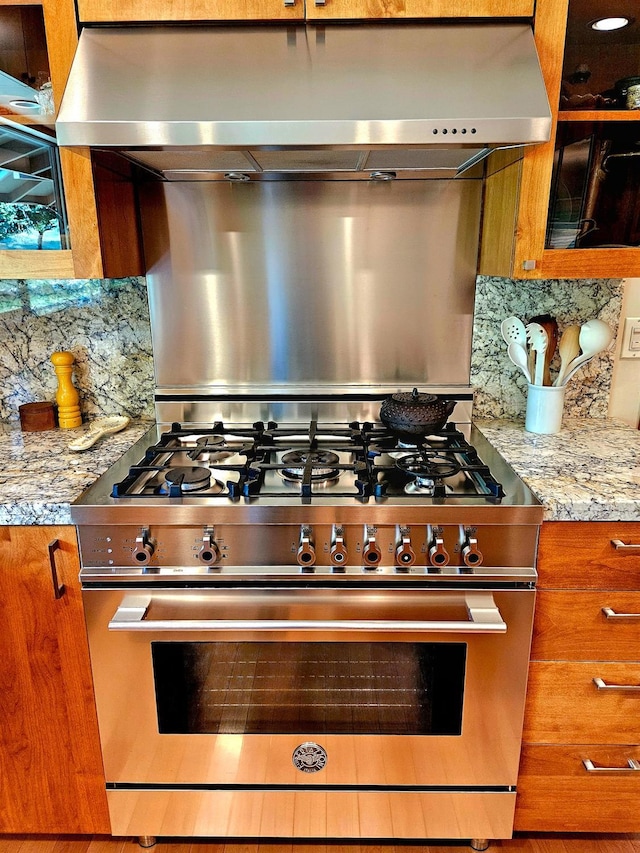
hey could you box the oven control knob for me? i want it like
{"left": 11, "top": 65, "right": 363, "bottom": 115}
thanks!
{"left": 297, "top": 527, "right": 316, "bottom": 567}
{"left": 462, "top": 536, "right": 483, "bottom": 567}
{"left": 395, "top": 533, "right": 416, "bottom": 568}
{"left": 198, "top": 532, "right": 220, "bottom": 565}
{"left": 330, "top": 534, "right": 348, "bottom": 567}
{"left": 363, "top": 532, "right": 382, "bottom": 568}
{"left": 133, "top": 529, "right": 154, "bottom": 565}
{"left": 429, "top": 536, "right": 450, "bottom": 568}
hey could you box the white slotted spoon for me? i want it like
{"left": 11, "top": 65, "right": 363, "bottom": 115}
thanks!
{"left": 501, "top": 316, "right": 528, "bottom": 349}
{"left": 525, "top": 322, "right": 548, "bottom": 386}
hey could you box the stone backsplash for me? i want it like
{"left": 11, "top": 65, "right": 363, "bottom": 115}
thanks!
{"left": 471, "top": 276, "right": 623, "bottom": 420}
{"left": 0, "top": 274, "right": 623, "bottom": 424}
{"left": 0, "top": 277, "right": 154, "bottom": 423}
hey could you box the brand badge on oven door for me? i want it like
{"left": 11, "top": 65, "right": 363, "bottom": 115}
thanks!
{"left": 292, "top": 742, "right": 327, "bottom": 773}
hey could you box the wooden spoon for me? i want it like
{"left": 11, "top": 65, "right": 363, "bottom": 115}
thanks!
{"left": 553, "top": 325, "right": 581, "bottom": 386}
{"left": 529, "top": 314, "right": 558, "bottom": 386}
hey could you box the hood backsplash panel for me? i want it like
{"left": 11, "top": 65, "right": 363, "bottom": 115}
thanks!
{"left": 139, "top": 177, "right": 481, "bottom": 404}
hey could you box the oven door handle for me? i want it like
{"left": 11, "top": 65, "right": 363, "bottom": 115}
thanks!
{"left": 107, "top": 592, "right": 508, "bottom": 633}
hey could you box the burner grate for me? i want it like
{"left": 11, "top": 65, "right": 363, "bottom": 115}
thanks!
{"left": 110, "top": 419, "right": 504, "bottom": 503}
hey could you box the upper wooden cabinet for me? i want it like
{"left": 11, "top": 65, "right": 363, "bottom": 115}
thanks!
{"left": 76, "top": 0, "right": 532, "bottom": 21}
{"left": 0, "top": 0, "right": 112, "bottom": 279}
{"left": 77, "top": 0, "right": 305, "bottom": 22}
{"left": 306, "top": 0, "right": 534, "bottom": 20}
{"left": 480, "top": 0, "right": 640, "bottom": 279}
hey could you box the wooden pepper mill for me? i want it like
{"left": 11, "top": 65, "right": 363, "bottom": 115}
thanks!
{"left": 51, "top": 351, "right": 82, "bottom": 428}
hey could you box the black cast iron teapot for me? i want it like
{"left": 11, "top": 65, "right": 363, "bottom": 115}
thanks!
{"left": 380, "top": 388, "right": 456, "bottom": 436}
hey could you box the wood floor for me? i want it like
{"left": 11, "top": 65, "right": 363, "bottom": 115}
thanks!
{"left": 1, "top": 836, "right": 639, "bottom": 853}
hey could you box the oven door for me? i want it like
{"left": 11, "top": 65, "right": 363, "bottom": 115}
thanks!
{"left": 83, "top": 585, "right": 534, "bottom": 790}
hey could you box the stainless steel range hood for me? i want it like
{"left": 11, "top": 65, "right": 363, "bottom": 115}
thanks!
{"left": 56, "top": 22, "right": 551, "bottom": 177}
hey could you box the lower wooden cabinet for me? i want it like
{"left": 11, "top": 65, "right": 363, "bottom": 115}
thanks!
{"left": 515, "top": 522, "right": 640, "bottom": 832}
{"left": 0, "top": 526, "right": 110, "bottom": 834}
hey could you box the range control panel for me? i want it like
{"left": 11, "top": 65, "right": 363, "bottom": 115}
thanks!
{"left": 78, "top": 523, "right": 538, "bottom": 575}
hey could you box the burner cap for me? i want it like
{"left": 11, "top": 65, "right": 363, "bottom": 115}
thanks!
{"left": 281, "top": 449, "right": 341, "bottom": 482}
{"left": 395, "top": 453, "right": 461, "bottom": 481}
{"left": 164, "top": 466, "right": 212, "bottom": 492}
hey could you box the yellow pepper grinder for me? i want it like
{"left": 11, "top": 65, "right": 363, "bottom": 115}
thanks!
{"left": 51, "top": 351, "right": 82, "bottom": 428}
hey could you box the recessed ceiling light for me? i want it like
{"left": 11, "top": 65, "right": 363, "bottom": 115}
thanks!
{"left": 590, "top": 16, "right": 632, "bottom": 31}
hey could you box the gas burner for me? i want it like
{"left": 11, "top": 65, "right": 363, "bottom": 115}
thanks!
{"left": 395, "top": 453, "right": 462, "bottom": 481}
{"left": 404, "top": 477, "right": 436, "bottom": 496}
{"left": 179, "top": 434, "right": 225, "bottom": 446}
{"left": 163, "top": 466, "right": 220, "bottom": 493}
{"left": 396, "top": 434, "right": 447, "bottom": 449}
{"left": 280, "top": 450, "right": 341, "bottom": 483}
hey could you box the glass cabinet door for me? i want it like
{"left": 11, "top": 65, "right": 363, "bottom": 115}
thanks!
{"left": 0, "top": 121, "right": 68, "bottom": 250}
{"left": 547, "top": 0, "right": 640, "bottom": 250}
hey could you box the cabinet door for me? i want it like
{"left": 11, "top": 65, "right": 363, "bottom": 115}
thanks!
{"left": 306, "top": 0, "right": 533, "bottom": 19}
{"left": 481, "top": 0, "right": 640, "bottom": 279}
{"left": 0, "top": 526, "right": 110, "bottom": 834}
{"left": 77, "top": 0, "right": 304, "bottom": 22}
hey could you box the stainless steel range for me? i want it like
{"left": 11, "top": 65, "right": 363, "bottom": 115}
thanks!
{"left": 72, "top": 167, "right": 542, "bottom": 847}
{"left": 74, "top": 404, "right": 542, "bottom": 848}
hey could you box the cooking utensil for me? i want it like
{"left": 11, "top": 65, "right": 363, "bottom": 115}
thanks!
{"left": 507, "top": 343, "right": 532, "bottom": 383}
{"left": 525, "top": 322, "right": 548, "bottom": 387}
{"left": 553, "top": 325, "right": 581, "bottom": 386}
{"left": 560, "top": 319, "right": 614, "bottom": 386}
{"left": 501, "top": 316, "right": 528, "bottom": 349}
{"left": 68, "top": 415, "right": 130, "bottom": 452}
{"left": 379, "top": 388, "right": 456, "bottom": 436}
{"left": 529, "top": 314, "right": 558, "bottom": 386}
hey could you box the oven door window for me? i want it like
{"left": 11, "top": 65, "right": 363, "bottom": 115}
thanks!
{"left": 151, "top": 641, "right": 466, "bottom": 735}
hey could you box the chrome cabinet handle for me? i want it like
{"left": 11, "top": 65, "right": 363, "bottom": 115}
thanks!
{"left": 47, "top": 539, "right": 66, "bottom": 600}
{"left": 283, "top": 0, "right": 295, "bottom": 5}
{"left": 593, "top": 676, "right": 640, "bottom": 691}
{"left": 602, "top": 606, "right": 640, "bottom": 620}
{"left": 109, "top": 592, "right": 507, "bottom": 634}
{"left": 583, "top": 758, "right": 640, "bottom": 773}
{"left": 315, "top": 0, "right": 326, "bottom": 5}
{"left": 611, "top": 539, "right": 640, "bottom": 552}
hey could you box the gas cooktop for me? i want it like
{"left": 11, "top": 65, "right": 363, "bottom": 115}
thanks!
{"left": 108, "top": 420, "right": 504, "bottom": 503}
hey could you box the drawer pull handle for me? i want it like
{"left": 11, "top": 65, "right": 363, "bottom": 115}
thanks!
{"left": 583, "top": 758, "right": 640, "bottom": 773}
{"left": 47, "top": 539, "right": 66, "bottom": 600}
{"left": 611, "top": 539, "right": 640, "bottom": 552}
{"left": 602, "top": 606, "right": 640, "bottom": 620}
{"left": 593, "top": 677, "right": 640, "bottom": 692}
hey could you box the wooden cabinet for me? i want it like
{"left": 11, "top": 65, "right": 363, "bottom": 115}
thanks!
{"left": 0, "top": 526, "right": 110, "bottom": 834}
{"left": 480, "top": 0, "right": 640, "bottom": 279}
{"left": 77, "top": 0, "right": 304, "bottom": 22}
{"left": 306, "top": 0, "right": 534, "bottom": 20}
{"left": 515, "top": 521, "right": 640, "bottom": 832}
{"left": 0, "top": 0, "right": 113, "bottom": 280}
{"left": 76, "top": 0, "right": 531, "bottom": 22}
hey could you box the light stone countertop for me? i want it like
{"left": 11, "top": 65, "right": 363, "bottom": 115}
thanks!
{"left": 0, "top": 417, "right": 638, "bottom": 525}
{"left": 475, "top": 417, "right": 640, "bottom": 522}
{"left": 0, "top": 419, "right": 153, "bottom": 525}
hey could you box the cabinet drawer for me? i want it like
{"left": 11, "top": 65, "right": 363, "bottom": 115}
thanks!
{"left": 532, "top": 590, "right": 640, "bottom": 661}
{"left": 523, "top": 661, "right": 640, "bottom": 743}
{"left": 537, "top": 522, "right": 640, "bottom": 589}
{"left": 515, "top": 744, "right": 640, "bottom": 832}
